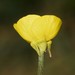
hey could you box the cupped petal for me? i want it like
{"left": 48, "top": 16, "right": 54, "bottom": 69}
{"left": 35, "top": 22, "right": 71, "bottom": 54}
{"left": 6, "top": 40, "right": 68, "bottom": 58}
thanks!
{"left": 40, "top": 15, "right": 62, "bottom": 41}
{"left": 31, "top": 16, "right": 47, "bottom": 41}
{"left": 13, "top": 14, "right": 40, "bottom": 42}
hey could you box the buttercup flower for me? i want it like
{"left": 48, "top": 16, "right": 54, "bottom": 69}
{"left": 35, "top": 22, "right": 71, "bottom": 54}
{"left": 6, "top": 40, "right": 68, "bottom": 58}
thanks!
{"left": 13, "top": 14, "right": 62, "bottom": 56}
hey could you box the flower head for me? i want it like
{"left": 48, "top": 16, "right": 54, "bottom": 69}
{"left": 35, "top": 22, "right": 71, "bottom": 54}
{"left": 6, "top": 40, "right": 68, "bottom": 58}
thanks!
{"left": 13, "top": 14, "right": 62, "bottom": 56}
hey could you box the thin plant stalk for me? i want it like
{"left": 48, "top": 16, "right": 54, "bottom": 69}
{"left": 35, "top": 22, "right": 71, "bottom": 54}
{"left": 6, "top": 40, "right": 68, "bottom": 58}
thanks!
{"left": 38, "top": 54, "right": 44, "bottom": 75}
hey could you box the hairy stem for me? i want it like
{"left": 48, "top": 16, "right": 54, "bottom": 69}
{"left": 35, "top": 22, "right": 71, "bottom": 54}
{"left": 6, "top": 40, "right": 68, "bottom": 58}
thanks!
{"left": 38, "top": 54, "right": 44, "bottom": 75}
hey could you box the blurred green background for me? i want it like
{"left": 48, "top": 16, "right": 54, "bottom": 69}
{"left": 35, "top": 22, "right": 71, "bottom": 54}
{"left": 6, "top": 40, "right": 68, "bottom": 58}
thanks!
{"left": 0, "top": 0, "right": 75, "bottom": 75}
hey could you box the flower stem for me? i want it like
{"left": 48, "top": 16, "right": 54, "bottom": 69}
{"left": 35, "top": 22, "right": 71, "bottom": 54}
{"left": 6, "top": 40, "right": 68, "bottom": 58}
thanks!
{"left": 38, "top": 54, "right": 44, "bottom": 75}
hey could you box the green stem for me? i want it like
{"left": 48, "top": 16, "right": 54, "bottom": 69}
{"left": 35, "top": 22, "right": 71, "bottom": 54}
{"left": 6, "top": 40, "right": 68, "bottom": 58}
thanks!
{"left": 38, "top": 54, "right": 44, "bottom": 75}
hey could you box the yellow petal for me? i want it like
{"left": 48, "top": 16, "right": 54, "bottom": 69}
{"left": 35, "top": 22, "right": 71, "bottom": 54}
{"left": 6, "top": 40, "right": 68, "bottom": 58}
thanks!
{"left": 31, "top": 17, "right": 46, "bottom": 41}
{"left": 43, "top": 15, "right": 62, "bottom": 41}
{"left": 13, "top": 14, "right": 40, "bottom": 42}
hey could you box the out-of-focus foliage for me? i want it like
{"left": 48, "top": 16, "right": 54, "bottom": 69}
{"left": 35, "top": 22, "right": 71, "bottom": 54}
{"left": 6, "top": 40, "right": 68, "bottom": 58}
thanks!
{"left": 0, "top": 0, "right": 75, "bottom": 75}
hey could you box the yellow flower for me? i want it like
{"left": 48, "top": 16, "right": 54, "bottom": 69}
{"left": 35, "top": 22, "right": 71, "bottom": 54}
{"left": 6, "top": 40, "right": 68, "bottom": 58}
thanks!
{"left": 13, "top": 14, "right": 62, "bottom": 56}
